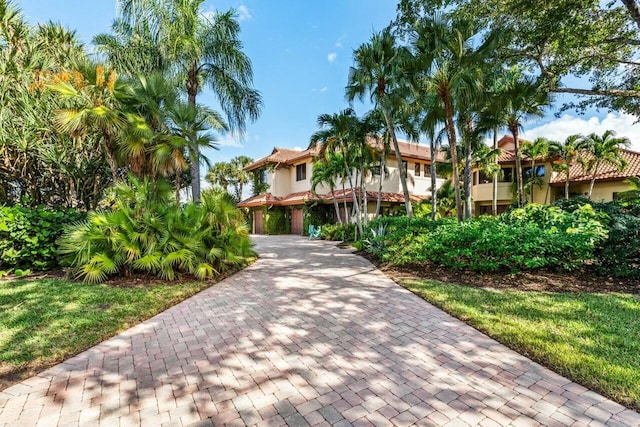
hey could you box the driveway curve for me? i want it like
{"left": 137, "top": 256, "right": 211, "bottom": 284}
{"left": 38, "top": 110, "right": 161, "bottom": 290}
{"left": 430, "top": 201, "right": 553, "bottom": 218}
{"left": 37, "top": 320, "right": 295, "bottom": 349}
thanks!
{"left": 0, "top": 235, "right": 638, "bottom": 426}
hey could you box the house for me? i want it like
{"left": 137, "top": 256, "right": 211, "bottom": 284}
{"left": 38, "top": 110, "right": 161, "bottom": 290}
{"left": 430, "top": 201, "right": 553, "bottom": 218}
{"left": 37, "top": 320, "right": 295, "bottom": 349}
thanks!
{"left": 472, "top": 135, "right": 640, "bottom": 215}
{"left": 238, "top": 138, "right": 446, "bottom": 234}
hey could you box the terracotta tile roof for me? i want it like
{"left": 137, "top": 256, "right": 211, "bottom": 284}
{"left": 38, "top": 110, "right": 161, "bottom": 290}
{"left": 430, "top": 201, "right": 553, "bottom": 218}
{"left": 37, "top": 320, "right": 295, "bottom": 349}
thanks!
{"left": 238, "top": 189, "right": 428, "bottom": 208}
{"left": 549, "top": 148, "right": 640, "bottom": 184}
{"left": 245, "top": 136, "right": 442, "bottom": 172}
{"left": 237, "top": 193, "right": 280, "bottom": 208}
{"left": 245, "top": 146, "right": 320, "bottom": 171}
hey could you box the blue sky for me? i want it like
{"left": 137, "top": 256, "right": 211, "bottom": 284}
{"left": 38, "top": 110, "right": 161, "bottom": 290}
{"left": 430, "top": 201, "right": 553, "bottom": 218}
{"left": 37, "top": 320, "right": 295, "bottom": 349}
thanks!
{"left": 17, "top": 0, "right": 640, "bottom": 168}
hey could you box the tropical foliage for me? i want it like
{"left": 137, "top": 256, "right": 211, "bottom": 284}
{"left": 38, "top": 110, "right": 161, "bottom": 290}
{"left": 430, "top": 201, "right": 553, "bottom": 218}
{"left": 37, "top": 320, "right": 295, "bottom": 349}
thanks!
{"left": 59, "top": 177, "right": 253, "bottom": 283}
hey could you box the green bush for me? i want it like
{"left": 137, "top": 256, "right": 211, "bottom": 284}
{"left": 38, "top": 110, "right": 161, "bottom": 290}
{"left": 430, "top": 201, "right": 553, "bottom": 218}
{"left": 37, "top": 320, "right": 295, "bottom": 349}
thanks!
{"left": 58, "top": 177, "right": 254, "bottom": 283}
{"left": 554, "top": 197, "right": 640, "bottom": 277}
{"left": 369, "top": 204, "right": 608, "bottom": 273}
{"left": 321, "top": 223, "right": 356, "bottom": 242}
{"left": 0, "top": 205, "right": 84, "bottom": 272}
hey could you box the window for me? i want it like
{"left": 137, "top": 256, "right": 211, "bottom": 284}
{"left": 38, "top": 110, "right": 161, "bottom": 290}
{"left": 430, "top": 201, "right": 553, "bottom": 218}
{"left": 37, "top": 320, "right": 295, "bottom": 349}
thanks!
{"left": 424, "top": 164, "right": 431, "bottom": 176}
{"left": 523, "top": 165, "right": 545, "bottom": 179}
{"left": 414, "top": 163, "right": 421, "bottom": 176}
{"left": 499, "top": 167, "right": 513, "bottom": 183}
{"left": 478, "top": 170, "right": 491, "bottom": 184}
{"left": 261, "top": 169, "right": 267, "bottom": 184}
{"left": 402, "top": 161, "right": 408, "bottom": 178}
{"left": 372, "top": 166, "right": 381, "bottom": 175}
{"left": 296, "top": 163, "right": 307, "bottom": 181}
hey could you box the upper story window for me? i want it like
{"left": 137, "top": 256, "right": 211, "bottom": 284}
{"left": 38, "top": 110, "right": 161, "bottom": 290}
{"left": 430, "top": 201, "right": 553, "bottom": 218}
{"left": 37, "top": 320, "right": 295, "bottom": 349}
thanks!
{"left": 414, "top": 163, "right": 421, "bottom": 176}
{"left": 499, "top": 167, "right": 513, "bottom": 182}
{"left": 424, "top": 164, "right": 431, "bottom": 176}
{"left": 261, "top": 169, "right": 267, "bottom": 184}
{"left": 296, "top": 163, "right": 307, "bottom": 181}
{"left": 478, "top": 170, "right": 492, "bottom": 184}
{"left": 523, "top": 165, "right": 545, "bottom": 179}
{"left": 402, "top": 161, "right": 408, "bottom": 178}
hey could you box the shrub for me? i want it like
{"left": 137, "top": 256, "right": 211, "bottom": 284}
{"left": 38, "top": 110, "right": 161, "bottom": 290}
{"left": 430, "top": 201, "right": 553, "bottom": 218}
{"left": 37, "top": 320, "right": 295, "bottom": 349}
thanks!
{"left": 58, "top": 177, "right": 254, "bottom": 283}
{"left": 0, "top": 205, "right": 84, "bottom": 272}
{"left": 370, "top": 204, "right": 608, "bottom": 273}
{"left": 321, "top": 223, "right": 356, "bottom": 242}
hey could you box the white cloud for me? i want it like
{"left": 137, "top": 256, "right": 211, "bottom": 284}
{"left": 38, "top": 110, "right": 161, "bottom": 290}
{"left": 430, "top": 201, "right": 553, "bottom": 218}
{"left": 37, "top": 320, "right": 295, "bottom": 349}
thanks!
{"left": 335, "top": 42, "right": 342, "bottom": 48}
{"left": 237, "top": 5, "right": 252, "bottom": 21}
{"left": 216, "top": 133, "right": 244, "bottom": 148}
{"left": 291, "top": 146, "right": 304, "bottom": 151}
{"left": 327, "top": 52, "right": 337, "bottom": 63}
{"left": 522, "top": 113, "right": 640, "bottom": 151}
{"left": 201, "top": 9, "right": 216, "bottom": 21}
{"left": 320, "top": 86, "right": 328, "bottom": 93}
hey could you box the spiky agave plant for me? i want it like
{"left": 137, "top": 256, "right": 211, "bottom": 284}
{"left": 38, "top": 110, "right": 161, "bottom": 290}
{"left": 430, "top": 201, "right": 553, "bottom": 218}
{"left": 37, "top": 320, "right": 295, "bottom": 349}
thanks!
{"left": 58, "top": 175, "right": 254, "bottom": 282}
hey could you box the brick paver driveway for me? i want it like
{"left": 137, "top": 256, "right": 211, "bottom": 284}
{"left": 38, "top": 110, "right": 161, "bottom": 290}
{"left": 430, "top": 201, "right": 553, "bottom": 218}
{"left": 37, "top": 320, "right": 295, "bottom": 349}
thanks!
{"left": 1, "top": 235, "right": 639, "bottom": 427}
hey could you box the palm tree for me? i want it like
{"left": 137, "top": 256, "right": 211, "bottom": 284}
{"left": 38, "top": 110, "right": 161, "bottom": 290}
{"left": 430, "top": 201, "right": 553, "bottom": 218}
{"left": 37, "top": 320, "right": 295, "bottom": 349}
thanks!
{"left": 497, "top": 77, "right": 551, "bottom": 207}
{"left": 231, "top": 156, "right": 253, "bottom": 201}
{"left": 48, "top": 62, "right": 131, "bottom": 182}
{"left": 412, "top": 16, "right": 502, "bottom": 222}
{"left": 167, "top": 102, "right": 226, "bottom": 201}
{"left": 104, "top": 0, "right": 262, "bottom": 202}
{"left": 578, "top": 130, "right": 630, "bottom": 199}
{"left": 310, "top": 109, "right": 364, "bottom": 236}
{"left": 549, "top": 134, "right": 581, "bottom": 200}
{"left": 311, "top": 157, "right": 342, "bottom": 224}
{"left": 521, "top": 137, "right": 552, "bottom": 203}
{"left": 346, "top": 28, "right": 415, "bottom": 218}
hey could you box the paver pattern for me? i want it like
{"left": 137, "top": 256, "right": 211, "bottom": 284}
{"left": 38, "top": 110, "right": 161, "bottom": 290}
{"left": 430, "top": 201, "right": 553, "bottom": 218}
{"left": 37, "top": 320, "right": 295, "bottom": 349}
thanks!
{"left": 0, "top": 235, "right": 638, "bottom": 427}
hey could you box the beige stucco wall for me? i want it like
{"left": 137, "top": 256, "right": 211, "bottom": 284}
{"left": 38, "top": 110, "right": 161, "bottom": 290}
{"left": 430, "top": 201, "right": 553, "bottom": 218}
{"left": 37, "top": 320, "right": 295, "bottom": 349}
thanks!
{"left": 268, "top": 167, "right": 291, "bottom": 197}
{"left": 564, "top": 181, "right": 632, "bottom": 202}
{"left": 364, "top": 158, "right": 444, "bottom": 196}
{"left": 290, "top": 161, "right": 311, "bottom": 194}
{"left": 472, "top": 182, "right": 514, "bottom": 202}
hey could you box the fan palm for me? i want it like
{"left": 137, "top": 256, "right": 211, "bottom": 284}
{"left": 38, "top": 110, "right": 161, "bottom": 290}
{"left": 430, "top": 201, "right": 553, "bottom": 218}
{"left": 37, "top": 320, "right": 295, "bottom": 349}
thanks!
{"left": 346, "top": 28, "right": 415, "bottom": 218}
{"left": 578, "top": 130, "right": 630, "bottom": 199}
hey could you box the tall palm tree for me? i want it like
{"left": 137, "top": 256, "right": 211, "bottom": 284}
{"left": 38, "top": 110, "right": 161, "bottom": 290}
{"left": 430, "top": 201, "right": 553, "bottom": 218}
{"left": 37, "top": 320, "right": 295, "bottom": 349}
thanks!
{"left": 412, "top": 16, "right": 502, "bottom": 222}
{"left": 311, "top": 156, "right": 342, "bottom": 224}
{"left": 346, "top": 28, "right": 415, "bottom": 218}
{"left": 231, "top": 156, "right": 253, "bottom": 201}
{"left": 103, "top": 0, "right": 262, "bottom": 202}
{"left": 521, "top": 137, "right": 552, "bottom": 203}
{"left": 497, "top": 77, "right": 551, "bottom": 207}
{"left": 310, "top": 109, "right": 364, "bottom": 236}
{"left": 578, "top": 130, "right": 630, "bottom": 199}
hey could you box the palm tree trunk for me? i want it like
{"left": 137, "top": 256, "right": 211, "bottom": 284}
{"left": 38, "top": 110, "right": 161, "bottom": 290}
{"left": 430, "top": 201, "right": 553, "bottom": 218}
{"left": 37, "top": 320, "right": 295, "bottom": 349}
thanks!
{"left": 588, "top": 169, "right": 598, "bottom": 199}
{"left": 341, "top": 147, "right": 363, "bottom": 236}
{"left": 565, "top": 171, "right": 570, "bottom": 199}
{"left": 530, "top": 159, "right": 536, "bottom": 203}
{"left": 443, "top": 97, "right": 462, "bottom": 223}
{"left": 375, "top": 154, "right": 384, "bottom": 218}
{"left": 430, "top": 140, "right": 438, "bottom": 221}
{"left": 463, "top": 124, "right": 473, "bottom": 219}
{"left": 102, "top": 134, "right": 119, "bottom": 182}
{"left": 380, "top": 106, "right": 413, "bottom": 218}
{"left": 187, "top": 62, "right": 201, "bottom": 203}
{"left": 331, "top": 187, "right": 342, "bottom": 224}
{"left": 175, "top": 170, "right": 182, "bottom": 203}
{"left": 510, "top": 126, "right": 525, "bottom": 207}
{"left": 492, "top": 128, "right": 498, "bottom": 215}
{"left": 342, "top": 180, "right": 348, "bottom": 223}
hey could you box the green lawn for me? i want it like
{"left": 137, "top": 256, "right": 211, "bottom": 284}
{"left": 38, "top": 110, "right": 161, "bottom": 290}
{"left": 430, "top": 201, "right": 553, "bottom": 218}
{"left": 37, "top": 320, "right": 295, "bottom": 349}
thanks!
{"left": 0, "top": 278, "right": 211, "bottom": 388}
{"left": 401, "top": 278, "right": 640, "bottom": 410}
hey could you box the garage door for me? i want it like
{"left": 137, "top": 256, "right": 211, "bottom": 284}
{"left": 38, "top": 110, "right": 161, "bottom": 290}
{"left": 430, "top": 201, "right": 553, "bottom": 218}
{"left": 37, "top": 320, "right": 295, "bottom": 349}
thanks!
{"left": 291, "top": 209, "right": 303, "bottom": 235}
{"left": 253, "top": 210, "right": 263, "bottom": 234}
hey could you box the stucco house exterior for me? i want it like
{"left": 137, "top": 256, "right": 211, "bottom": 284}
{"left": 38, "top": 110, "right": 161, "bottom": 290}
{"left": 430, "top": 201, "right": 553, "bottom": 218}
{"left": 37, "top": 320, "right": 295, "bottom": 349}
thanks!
{"left": 472, "top": 136, "right": 640, "bottom": 215}
{"left": 239, "top": 134, "right": 640, "bottom": 234}
{"left": 238, "top": 138, "right": 445, "bottom": 234}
